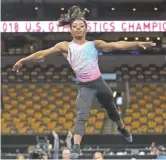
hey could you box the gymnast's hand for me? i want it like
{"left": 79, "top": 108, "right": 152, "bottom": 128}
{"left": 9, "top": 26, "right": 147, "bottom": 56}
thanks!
{"left": 138, "top": 41, "right": 156, "bottom": 49}
{"left": 13, "top": 60, "right": 23, "bottom": 72}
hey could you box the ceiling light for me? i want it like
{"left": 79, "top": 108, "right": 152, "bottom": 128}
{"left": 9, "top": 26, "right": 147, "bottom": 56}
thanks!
{"left": 154, "top": 7, "right": 158, "bottom": 11}
{"left": 146, "top": 37, "right": 150, "bottom": 41}
{"left": 133, "top": 8, "right": 136, "bottom": 11}
{"left": 135, "top": 37, "right": 139, "bottom": 41}
{"left": 35, "top": 7, "right": 38, "bottom": 11}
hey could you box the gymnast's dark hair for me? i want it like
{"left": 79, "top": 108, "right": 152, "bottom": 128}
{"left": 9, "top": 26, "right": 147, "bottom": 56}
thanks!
{"left": 58, "top": 5, "right": 89, "bottom": 28}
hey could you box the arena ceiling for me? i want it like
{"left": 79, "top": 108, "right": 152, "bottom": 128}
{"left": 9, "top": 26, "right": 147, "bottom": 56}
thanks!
{"left": 1, "top": 0, "right": 165, "bottom": 3}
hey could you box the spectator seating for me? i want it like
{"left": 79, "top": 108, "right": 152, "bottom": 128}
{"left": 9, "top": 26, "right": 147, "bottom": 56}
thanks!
{"left": 115, "top": 64, "right": 166, "bottom": 82}
{"left": 1, "top": 83, "right": 106, "bottom": 135}
{"left": 124, "top": 83, "right": 166, "bottom": 134}
{"left": 2, "top": 64, "right": 166, "bottom": 82}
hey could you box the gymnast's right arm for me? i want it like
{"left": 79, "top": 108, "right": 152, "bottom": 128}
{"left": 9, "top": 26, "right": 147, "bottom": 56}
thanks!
{"left": 13, "top": 42, "right": 65, "bottom": 72}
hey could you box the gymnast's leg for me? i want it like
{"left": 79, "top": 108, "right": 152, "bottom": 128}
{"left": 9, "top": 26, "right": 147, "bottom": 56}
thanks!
{"left": 70, "top": 85, "right": 97, "bottom": 159}
{"left": 96, "top": 78, "right": 133, "bottom": 143}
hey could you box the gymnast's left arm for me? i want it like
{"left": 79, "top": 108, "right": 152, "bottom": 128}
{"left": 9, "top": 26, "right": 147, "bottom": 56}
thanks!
{"left": 94, "top": 40, "right": 156, "bottom": 52}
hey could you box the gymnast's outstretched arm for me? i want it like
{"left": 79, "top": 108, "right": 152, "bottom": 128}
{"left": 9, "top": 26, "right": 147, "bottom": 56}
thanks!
{"left": 12, "top": 41, "right": 67, "bottom": 72}
{"left": 94, "top": 40, "right": 156, "bottom": 52}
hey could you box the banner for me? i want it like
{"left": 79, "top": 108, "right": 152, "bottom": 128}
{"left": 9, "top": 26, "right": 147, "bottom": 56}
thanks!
{"left": 1, "top": 21, "right": 166, "bottom": 32}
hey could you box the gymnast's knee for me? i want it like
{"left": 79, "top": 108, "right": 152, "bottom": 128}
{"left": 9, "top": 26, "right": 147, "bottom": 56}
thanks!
{"left": 76, "top": 107, "right": 90, "bottom": 121}
{"left": 77, "top": 111, "right": 89, "bottom": 121}
{"left": 108, "top": 109, "right": 121, "bottom": 122}
{"left": 74, "top": 111, "right": 89, "bottom": 136}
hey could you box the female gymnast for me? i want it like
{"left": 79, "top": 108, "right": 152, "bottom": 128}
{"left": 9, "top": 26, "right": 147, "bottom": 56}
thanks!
{"left": 13, "top": 5, "right": 156, "bottom": 159}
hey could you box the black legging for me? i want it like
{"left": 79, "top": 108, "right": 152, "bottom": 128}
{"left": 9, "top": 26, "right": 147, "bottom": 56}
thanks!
{"left": 74, "top": 77, "right": 121, "bottom": 136}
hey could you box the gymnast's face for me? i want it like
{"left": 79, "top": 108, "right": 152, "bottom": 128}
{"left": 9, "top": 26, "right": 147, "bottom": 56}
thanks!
{"left": 71, "top": 20, "right": 87, "bottom": 39}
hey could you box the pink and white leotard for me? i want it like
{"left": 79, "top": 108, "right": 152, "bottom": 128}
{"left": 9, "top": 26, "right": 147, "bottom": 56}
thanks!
{"left": 67, "top": 41, "right": 101, "bottom": 82}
